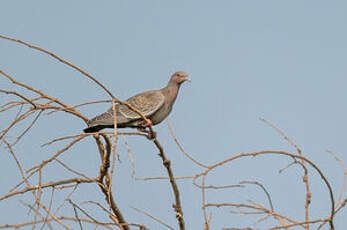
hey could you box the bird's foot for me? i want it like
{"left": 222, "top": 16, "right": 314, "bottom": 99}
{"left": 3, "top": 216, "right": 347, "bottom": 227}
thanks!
{"left": 143, "top": 119, "right": 153, "bottom": 127}
{"left": 137, "top": 126, "right": 156, "bottom": 140}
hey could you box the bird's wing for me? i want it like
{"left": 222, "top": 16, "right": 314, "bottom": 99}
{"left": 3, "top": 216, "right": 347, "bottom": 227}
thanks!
{"left": 118, "top": 90, "right": 165, "bottom": 119}
{"left": 86, "top": 105, "right": 119, "bottom": 126}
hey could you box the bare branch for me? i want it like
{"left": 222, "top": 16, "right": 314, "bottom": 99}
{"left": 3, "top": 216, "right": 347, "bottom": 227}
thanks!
{"left": 152, "top": 137, "right": 186, "bottom": 230}
{"left": 0, "top": 178, "right": 95, "bottom": 202}
{"left": 131, "top": 206, "right": 175, "bottom": 230}
{"left": 167, "top": 119, "right": 208, "bottom": 168}
{"left": 327, "top": 150, "right": 347, "bottom": 207}
{"left": 123, "top": 136, "right": 136, "bottom": 178}
{"left": 196, "top": 150, "right": 335, "bottom": 229}
{"left": 0, "top": 34, "right": 115, "bottom": 98}
{"left": 239, "top": 181, "right": 274, "bottom": 211}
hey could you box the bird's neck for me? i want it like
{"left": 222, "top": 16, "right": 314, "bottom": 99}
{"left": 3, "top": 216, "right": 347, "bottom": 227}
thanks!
{"left": 164, "top": 82, "right": 180, "bottom": 106}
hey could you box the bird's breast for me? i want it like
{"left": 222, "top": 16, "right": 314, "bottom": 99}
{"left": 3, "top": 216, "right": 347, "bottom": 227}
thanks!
{"left": 150, "top": 104, "right": 171, "bottom": 125}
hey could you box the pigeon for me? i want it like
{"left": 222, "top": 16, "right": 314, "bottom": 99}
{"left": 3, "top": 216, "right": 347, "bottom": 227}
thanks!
{"left": 83, "top": 71, "right": 190, "bottom": 133}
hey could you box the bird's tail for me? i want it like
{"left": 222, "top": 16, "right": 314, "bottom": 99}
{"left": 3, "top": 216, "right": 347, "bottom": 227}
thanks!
{"left": 83, "top": 125, "right": 108, "bottom": 133}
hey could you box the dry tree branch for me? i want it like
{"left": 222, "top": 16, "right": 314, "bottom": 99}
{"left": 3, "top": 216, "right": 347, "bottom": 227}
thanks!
{"left": 0, "top": 107, "right": 36, "bottom": 140}
{"left": 201, "top": 172, "right": 209, "bottom": 227}
{"left": 107, "top": 99, "right": 119, "bottom": 207}
{"left": 135, "top": 176, "right": 194, "bottom": 181}
{"left": 83, "top": 201, "right": 150, "bottom": 229}
{"left": 167, "top": 119, "right": 208, "bottom": 168}
{"left": 0, "top": 69, "right": 71, "bottom": 109}
{"left": 0, "top": 89, "right": 37, "bottom": 108}
{"left": 260, "top": 118, "right": 311, "bottom": 229}
{"left": 2, "top": 33, "right": 343, "bottom": 230}
{"left": 0, "top": 34, "right": 115, "bottom": 99}
{"left": 1, "top": 34, "right": 176, "bottom": 230}
{"left": 194, "top": 183, "right": 244, "bottom": 190}
{"left": 327, "top": 150, "right": 347, "bottom": 207}
{"left": 95, "top": 134, "right": 130, "bottom": 230}
{"left": 26, "top": 200, "right": 72, "bottom": 230}
{"left": 0, "top": 34, "right": 157, "bottom": 130}
{"left": 0, "top": 217, "right": 116, "bottom": 230}
{"left": 204, "top": 202, "right": 293, "bottom": 225}
{"left": 34, "top": 168, "right": 44, "bottom": 228}
{"left": 151, "top": 137, "right": 186, "bottom": 230}
{"left": 123, "top": 136, "right": 136, "bottom": 178}
{"left": 239, "top": 181, "right": 274, "bottom": 211}
{"left": 20, "top": 201, "right": 55, "bottom": 230}
{"left": 0, "top": 96, "right": 43, "bottom": 112}
{"left": 55, "top": 158, "right": 91, "bottom": 179}
{"left": 0, "top": 178, "right": 95, "bottom": 202}
{"left": 40, "top": 187, "right": 56, "bottom": 230}
{"left": 41, "top": 134, "right": 87, "bottom": 147}
{"left": 46, "top": 99, "right": 112, "bottom": 115}
{"left": 247, "top": 200, "right": 286, "bottom": 227}
{"left": 11, "top": 110, "right": 42, "bottom": 146}
{"left": 316, "top": 150, "right": 347, "bottom": 230}
{"left": 131, "top": 206, "right": 175, "bottom": 230}
{"left": 3, "top": 140, "right": 29, "bottom": 187}
{"left": 204, "top": 213, "right": 212, "bottom": 230}
{"left": 71, "top": 204, "right": 83, "bottom": 230}
{"left": 97, "top": 134, "right": 112, "bottom": 184}
{"left": 54, "top": 185, "right": 79, "bottom": 215}
{"left": 195, "top": 150, "right": 335, "bottom": 230}
{"left": 267, "top": 218, "right": 331, "bottom": 230}
{"left": 27, "top": 135, "right": 87, "bottom": 174}
{"left": 82, "top": 200, "right": 118, "bottom": 220}
{"left": 1, "top": 34, "right": 155, "bottom": 138}
{"left": 3, "top": 140, "right": 69, "bottom": 229}
{"left": 68, "top": 199, "right": 107, "bottom": 227}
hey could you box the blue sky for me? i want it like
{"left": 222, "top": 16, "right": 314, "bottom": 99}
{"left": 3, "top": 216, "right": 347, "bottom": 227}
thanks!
{"left": 1, "top": 1, "right": 346, "bottom": 229}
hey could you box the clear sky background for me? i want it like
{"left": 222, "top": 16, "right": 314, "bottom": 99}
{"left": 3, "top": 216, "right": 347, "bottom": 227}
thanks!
{"left": 0, "top": 1, "right": 346, "bottom": 229}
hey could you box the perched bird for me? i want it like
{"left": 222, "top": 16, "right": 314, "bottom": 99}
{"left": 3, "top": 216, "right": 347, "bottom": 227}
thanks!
{"left": 83, "top": 71, "right": 190, "bottom": 133}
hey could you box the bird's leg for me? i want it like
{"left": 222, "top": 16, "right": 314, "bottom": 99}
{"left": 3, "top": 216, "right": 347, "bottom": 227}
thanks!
{"left": 144, "top": 119, "right": 157, "bottom": 139}
{"left": 138, "top": 119, "right": 156, "bottom": 140}
{"left": 137, "top": 127, "right": 148, "bottom": 133}
{"left": 137, "top": 127, "right": 157, "bottom": 140}
{"left": 143, "top": 118, "right": 153, "bottom": 127}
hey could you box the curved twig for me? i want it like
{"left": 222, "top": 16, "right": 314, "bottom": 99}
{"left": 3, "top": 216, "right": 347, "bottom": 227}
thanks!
{"left": 0, "top": 34, "right": 115, "bottom": 99}
{"left": 196, "top": 150, "right": 335, "bottom": 230}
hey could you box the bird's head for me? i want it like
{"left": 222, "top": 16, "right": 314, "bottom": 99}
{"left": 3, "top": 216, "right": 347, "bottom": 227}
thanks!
{"left": 170, "top": 71, "right": 191, "bottom": 85}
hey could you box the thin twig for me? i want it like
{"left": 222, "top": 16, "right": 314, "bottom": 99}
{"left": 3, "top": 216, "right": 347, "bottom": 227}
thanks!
{"left": 131, "top": 206, "right": 175, "bottom": 230}
{"left": 0, "top": 34, "right": 115, "bottom": 99}
{"left": 135, "top": 176, "right": 194, "bottom": 181}
{"left": 195, "top": 150, "right": 335, "bottom": 229}
{"left": 239, "top": 181, "right": 274, "bottom": 211}
{"left": 327, "top": 150, "right": 346, "bottom": 207}
{"left": 0, "top": 178, "right": 95, "bottom": 202}
{"left": 0, "top": 89, "right": 37, "bottom": 108}
{"left": 0, "top": 217, "right": 115, "bottom": 230}
{"left": 123, "top": 136, "right": 136, "bottom": 178}
{"left": 27, "top": 135, "right": 87, "bottom": 174}
{"left": 167, "top": 119, "right": 208, "bottom": 168}
{"left": 260, "top": 118, "right": 311, "bottom": 229}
